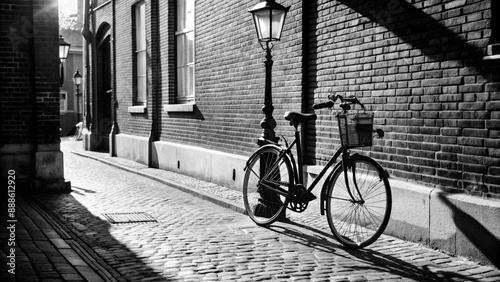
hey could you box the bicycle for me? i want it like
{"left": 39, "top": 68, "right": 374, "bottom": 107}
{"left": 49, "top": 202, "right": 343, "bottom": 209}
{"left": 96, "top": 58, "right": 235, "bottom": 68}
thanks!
{"left": 242, "top": 94, "right": 392, "bottom": 249}
{"left": 73, "top": 122, "right": 83, "bottom": 141}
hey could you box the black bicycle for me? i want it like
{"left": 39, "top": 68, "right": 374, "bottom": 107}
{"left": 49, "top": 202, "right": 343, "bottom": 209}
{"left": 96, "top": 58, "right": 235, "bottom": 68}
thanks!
{"left": 243, "top": 94, "right": 392, "bottom": 249}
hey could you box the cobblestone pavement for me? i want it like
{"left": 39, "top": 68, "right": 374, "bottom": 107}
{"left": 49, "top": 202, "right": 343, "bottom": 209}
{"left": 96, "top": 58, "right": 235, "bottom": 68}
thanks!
{"left": 2, "top": 137, "right": 500, "bottom": 281}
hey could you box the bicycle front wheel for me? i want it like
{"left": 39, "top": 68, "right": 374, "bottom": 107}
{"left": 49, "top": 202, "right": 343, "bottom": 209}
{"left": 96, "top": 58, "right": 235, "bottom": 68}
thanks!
{"left": 243, "top": 145, "right": 293, "bottom": 225}
{"left": 325, "top": 155, "right": 391, "bottom": 248}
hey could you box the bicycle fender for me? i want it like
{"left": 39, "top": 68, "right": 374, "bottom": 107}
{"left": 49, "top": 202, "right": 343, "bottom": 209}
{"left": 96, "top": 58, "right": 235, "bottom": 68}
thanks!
{"left": 319, "top": 161, "right": 342, "bottom": 216}
{"left": 351, "top": 153, "right": 391, "bottom": 179}
{"left": 244, "top": 144, "right": 283, "bottom": 171}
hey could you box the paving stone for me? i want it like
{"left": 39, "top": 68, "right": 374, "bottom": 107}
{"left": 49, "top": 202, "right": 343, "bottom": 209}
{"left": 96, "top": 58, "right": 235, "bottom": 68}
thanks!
{"left": 8, "top": 138, "right": 498, "bottom": 282}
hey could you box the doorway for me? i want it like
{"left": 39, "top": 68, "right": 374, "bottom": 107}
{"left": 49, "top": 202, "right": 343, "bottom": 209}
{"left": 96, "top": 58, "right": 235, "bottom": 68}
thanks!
{"left": 96, "top": 34, "right": 112, "bottom": 151}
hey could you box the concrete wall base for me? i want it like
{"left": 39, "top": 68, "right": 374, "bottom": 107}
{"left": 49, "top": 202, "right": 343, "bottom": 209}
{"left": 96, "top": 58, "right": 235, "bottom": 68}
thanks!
{"left": 0, "top": 143, "right": 70, "bottom": 193}
{"left": 34, "top": 148, "right": 71, "bottom": 193}
{"left": 82, "top": 131, "right": 100, "bottom": 151}
{"left": 114, "top": 134, "right": 150, "bottom": 165}
{"left": 151, "top": 141, "right": 247, "bottom": 190}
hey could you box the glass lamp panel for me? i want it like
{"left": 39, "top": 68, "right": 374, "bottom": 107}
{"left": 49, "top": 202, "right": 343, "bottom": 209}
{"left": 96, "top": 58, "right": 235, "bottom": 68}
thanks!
{"left": 253, "top": 10, "right": 270, "bottom": 41}
{"left": 74, "top": 76, "right": 82, "bottom": 86}
{"left": 271, "top": 10, "right": 286, "bottom": 40}
{"left": 59, "top": 44, "right": 70, "bottom": 59}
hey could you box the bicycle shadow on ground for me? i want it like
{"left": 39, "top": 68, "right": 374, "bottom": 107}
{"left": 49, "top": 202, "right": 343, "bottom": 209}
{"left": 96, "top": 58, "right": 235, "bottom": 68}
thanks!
{"left": 267, "top": 218, "right": 485, "bottom": 281}
{"left": 30, "top": 193, "right": 174, "bottom": 281}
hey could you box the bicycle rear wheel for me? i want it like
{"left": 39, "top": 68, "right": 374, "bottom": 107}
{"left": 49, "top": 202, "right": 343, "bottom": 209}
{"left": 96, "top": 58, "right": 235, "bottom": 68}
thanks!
{"left": 325, "top": 154, "right": 391, "bottom": 248}
{"left": 74, "top": 127, "right": 81, "bottom": 140}
{"left": 243, "top": 145, "right": 293, "bottom": 225}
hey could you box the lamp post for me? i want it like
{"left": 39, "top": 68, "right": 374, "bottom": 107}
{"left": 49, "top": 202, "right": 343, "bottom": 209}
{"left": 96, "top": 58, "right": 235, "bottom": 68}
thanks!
{"left": 73, "top": 69, "right": 82, "bottom": 122}
{"left": 249, "top": 0, "right": 290, "bottom": 221}
{"left": 59, "top": 35, "right": 71, "bottom": 87}
{"left": 249, "top": 0, "right": 289, "bottom": 145}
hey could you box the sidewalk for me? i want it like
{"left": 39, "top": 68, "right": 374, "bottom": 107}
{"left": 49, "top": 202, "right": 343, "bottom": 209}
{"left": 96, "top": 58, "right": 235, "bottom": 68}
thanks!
{"left": 0, "top": 197, "right": 105, "bottom": 282}
{"left": 66, "top": 138, "right": 246, "bottom": 215}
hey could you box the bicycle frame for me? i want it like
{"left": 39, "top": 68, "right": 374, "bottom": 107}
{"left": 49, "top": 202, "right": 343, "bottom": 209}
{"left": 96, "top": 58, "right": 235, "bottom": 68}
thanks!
{"left": 282, "top": 125, "right": 367, "bottom": 215}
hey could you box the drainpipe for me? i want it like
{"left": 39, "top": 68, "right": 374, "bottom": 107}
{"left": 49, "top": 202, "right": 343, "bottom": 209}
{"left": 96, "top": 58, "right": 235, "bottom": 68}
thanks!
{"left": 110, "top": 0, "right": 118, "bottom": 157}
{"left": 301, "top": 0, "right": 312, "bottom": 173}
{"left": 148, "top": 0, "right": 160, "bottom": 168}
{"left": 90, "top": 0, "right": 98, "bottom": 150}
{"left": 82, "top": 0, "right": 92, "bottom": 149}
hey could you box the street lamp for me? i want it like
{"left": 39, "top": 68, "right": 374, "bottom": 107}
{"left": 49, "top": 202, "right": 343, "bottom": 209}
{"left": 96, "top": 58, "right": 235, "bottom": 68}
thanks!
{"left": 59, "top": 35, "right": 71, "bottom": 87}
{"left": 73, "top": 69, "right": 82, "bottom": 122}
{"left": 249, "top": 0, "right": 290, "bottom": 145}
{"left": 249, "top": 0, "right": 290, "bottom": 221}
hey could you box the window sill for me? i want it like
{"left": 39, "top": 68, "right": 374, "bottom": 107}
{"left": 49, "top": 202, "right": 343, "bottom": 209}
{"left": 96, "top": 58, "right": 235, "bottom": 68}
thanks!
{"left": 128, "top": 105, "right": 147, "bottom": 113}
{"left": 484, "top": 44, "right": 500, "bottom": 61}
{"left": 484, "top": 54, "right": 500, "bottom": 61}
{"left": 163, "top": 103, "right": 195, "bottom": 113}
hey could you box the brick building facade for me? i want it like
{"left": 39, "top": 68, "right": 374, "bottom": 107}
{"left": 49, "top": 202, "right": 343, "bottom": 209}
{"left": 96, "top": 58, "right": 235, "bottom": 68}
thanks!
{"left": 83, "top": 0, "right": 499, "bottom": 265}
{"left": 1, "top": 0, "right": 69, "bottom": 192}
{"left": 59, "top": 28, "right": 84, "bottom": 137}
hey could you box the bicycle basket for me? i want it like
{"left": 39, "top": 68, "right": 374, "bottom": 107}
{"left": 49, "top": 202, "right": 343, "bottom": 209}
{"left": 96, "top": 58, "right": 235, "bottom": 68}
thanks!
{"left": 337, "top": 112, "right": 374, "bottom": 148}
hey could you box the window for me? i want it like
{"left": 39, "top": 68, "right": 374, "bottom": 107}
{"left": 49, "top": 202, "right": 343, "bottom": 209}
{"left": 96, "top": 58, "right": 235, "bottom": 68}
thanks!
{"left": 60, "top": 91, "right": 67, "bottom": 113}
{"left": 176, "top": 0, "right": 195, "bottom": 104}
{"left": 135, "top": 2, "right": 147, "bottom": 105}
{"left": 490, "top": 1, "right": 500, "bottom": 55}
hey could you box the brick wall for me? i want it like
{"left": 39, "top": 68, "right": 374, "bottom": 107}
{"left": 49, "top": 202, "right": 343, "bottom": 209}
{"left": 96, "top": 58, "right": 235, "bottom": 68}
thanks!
{"left": 94, "top": 0, "right": 499, "bottom": 198}
{"left": 113, "top": 0, "right": 152, "bottom": 137}
{"left": 305, "top": 0, "right": 500, "bottom": 198}
{"left": 1, "top": 0, "right": 60, "bottom": 145}
{"left": 1, "top": 2, "right": 37, "bottom": 145}
{"left": 102, "top": 0, "right": 303, "bottom": 150}
{"left": 1, "top": 0, "right": 65, "bottom": 191}
{"left": 159, "top": 0, "right": 304, "bottom": 155}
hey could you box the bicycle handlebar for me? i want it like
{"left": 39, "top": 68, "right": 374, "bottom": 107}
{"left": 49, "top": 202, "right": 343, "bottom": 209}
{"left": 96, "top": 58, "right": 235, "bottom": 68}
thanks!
{"left": 313, "top": 94, "right": 366, "bottom": 111}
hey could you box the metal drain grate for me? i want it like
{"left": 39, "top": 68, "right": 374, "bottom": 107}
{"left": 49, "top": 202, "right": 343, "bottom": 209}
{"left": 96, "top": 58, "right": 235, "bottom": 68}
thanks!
{"left": 102, "top": 212, "right": 158, "bottom": 224}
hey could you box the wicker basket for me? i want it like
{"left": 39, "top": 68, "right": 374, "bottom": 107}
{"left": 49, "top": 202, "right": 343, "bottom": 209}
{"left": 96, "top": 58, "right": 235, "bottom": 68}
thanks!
{"left": 337, "top": 112, "right": 374, "bottom": 148}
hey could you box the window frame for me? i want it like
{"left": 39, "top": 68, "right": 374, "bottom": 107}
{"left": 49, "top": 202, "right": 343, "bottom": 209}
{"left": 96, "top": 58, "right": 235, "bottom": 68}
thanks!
{"left": 134, "top": 1, "right": 147, "bottom": 106}
{"left": 175, "top": 0, "right": 195, "bottom": 104}
{"left": 60, "top": 91, "right": 68, "bottom": 114}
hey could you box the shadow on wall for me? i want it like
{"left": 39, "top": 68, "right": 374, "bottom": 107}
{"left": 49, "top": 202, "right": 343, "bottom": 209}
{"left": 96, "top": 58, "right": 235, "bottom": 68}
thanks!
{"left": 437, "top": 193, "right": 500, "bottom": 268}
{"left": 338, "top": 0, "right": 495, "bottom": 78}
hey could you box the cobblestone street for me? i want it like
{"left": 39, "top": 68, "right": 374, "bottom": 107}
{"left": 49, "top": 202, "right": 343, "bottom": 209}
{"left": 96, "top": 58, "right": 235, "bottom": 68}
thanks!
{"left": 2, "top": 138, "right": 499, "bottom": 281}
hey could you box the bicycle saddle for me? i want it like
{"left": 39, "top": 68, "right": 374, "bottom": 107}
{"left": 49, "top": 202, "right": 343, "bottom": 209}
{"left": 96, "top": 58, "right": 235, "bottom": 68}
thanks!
{"left": 284, "top": 111, "right": 317, "bottom": 126}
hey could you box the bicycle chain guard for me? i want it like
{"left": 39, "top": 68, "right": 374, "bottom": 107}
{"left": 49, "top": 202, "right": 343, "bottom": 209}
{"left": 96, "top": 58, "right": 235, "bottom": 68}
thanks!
{"left": 287, "top": 184, "right": 316, "bottom": 213}
{"left": 288, "top": 200, "right": 308, "bottom": 212}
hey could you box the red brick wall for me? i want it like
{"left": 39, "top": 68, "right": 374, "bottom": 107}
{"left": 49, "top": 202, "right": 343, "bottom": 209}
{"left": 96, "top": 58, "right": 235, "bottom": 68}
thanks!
{"left": 305, "top": 0, "right": 500, "bottom": 197}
